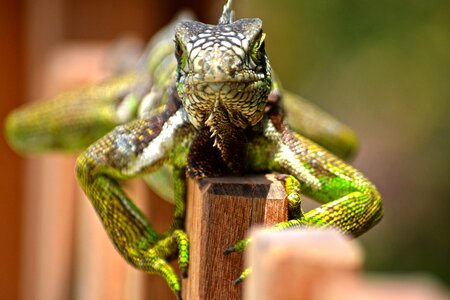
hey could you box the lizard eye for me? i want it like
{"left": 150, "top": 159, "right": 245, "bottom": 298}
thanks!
{"left": 175, "top": 39, "right": 188, "bottom": 72}
{"left": 250, "top": 32, "right": 266, "bottom": 64}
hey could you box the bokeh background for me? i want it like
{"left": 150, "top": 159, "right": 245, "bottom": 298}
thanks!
{"left": 0, "top": 0, "right": 448, "bottom": 299}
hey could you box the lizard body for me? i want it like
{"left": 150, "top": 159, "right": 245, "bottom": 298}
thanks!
{"left": 5, "top": 1, "right": 382, "bottom": 298}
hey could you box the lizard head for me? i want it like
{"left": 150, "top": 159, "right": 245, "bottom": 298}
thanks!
{"left": 174, "top": 10, "right": 272, "bottom": 145}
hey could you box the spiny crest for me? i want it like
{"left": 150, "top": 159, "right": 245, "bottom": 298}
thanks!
{"left": 218, "top": 0, "right": 234, "bottom": 25}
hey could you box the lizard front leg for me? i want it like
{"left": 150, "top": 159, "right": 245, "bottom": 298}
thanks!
{"left": 266, "top": 120, "right": 383, "bottom": 235}
{"left": 231, "top": 118, "right": 382, "bottom": 259}
{"left": 265, "top": 121, "right": 383, "bottom": 236}
{"left": 76, "top": 107, "right": 194, "bottom": 297}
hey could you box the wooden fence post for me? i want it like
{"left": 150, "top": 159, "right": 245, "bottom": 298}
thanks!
{"left": 244, "top": 229, "right": 363, "bottom": 300}
{"left": 243, "top": 229, "right": 449, "bottom": 300}
{"left": 183, "top": 174, "right": 288, "bottom": 300}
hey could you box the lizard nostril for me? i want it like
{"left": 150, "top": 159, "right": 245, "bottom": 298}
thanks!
{"left": 217, "top": 65, "right": 224, "bottom": 73}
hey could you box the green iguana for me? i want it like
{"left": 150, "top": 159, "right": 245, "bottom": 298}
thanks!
{"left": 5, "top": 1, "right": 383, "bottom": 298}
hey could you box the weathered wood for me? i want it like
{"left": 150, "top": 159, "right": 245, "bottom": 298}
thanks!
{"left": 183, "top": 174, "right": 288, "bottom": 300}
{"left": 244, "top": 229, "right": 363, "bottom": 300}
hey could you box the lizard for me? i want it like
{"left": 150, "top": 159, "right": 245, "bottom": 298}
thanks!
{"left": 5, "top": 0, "right": 383, "bottom": 298}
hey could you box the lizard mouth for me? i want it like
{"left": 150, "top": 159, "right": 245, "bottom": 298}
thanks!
{"left": 181, "top": 80, "right": 269, "bottom": 131}
{"left": 183, "top": 71, "right": 266, "bottom": 86}
{"left": 177, "top": 71, "right": 271, "bottom": 132}
{"left": 182, "top": 74, "right": 269, "bottom": 98}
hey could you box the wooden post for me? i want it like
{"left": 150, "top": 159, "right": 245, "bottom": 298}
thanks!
{"left": 244, "top": 229, "right": 363, "bottom": 300}
{"left": 244, "top": 229, "right": 450, "bottom": 300}
{"left": 183, "top": 174, "right": 288, "bottom": 300}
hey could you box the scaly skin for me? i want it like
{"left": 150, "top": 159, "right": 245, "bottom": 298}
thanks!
{"left": 4, "top": 1, "right": 382, "bottom": 298}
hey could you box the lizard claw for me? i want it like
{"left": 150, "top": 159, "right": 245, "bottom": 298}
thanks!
{"left": 224, "top": 237, "right": 251, "bottom": 255}
{"left": 223, "top": 245, "right": 235, "bottom": 255}
{"left": 233, "top": 268, "right": 252, "bottom": 285}
{"left": 233, "top": 277, "right": 243, "bottom": 286}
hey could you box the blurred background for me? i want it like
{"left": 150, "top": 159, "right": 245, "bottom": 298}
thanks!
{"left": 0, "top": 0, "right": 448, "bottom": 299}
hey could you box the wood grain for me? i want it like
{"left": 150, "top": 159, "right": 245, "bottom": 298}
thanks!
{"left": 183, "top": 174, "right": 288, "bottom": 300}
